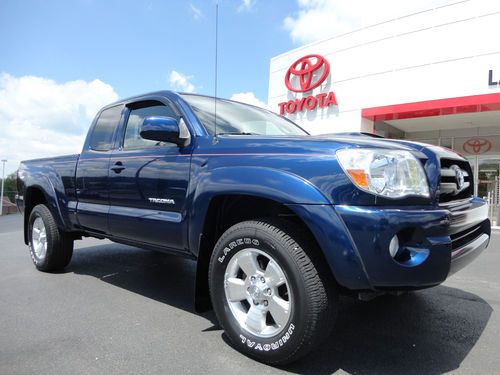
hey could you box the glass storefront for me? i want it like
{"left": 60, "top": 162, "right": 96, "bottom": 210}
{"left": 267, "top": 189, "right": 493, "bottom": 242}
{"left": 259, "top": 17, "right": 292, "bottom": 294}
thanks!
{"left": 477, "top": 158, "right": 500, "bottom": 199}
{"left": 473, "top": 156, "right": 500, "bottom": 225}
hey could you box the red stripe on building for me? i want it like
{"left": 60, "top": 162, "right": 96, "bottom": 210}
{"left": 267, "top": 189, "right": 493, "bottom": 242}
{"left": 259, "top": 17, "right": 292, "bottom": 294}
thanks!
{"left": 362, "top": 93, "right": 500, "bottom": 122}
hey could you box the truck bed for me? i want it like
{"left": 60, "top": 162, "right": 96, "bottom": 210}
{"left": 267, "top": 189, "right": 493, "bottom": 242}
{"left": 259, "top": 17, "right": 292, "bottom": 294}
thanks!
{"left": 17, "top": 154, "right": 80, "bottom": 229}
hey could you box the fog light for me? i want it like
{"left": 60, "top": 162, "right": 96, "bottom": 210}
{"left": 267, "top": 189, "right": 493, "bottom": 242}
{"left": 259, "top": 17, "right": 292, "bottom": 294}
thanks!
{"left": 389, "top": 235, "right": 399, "bottom": 258}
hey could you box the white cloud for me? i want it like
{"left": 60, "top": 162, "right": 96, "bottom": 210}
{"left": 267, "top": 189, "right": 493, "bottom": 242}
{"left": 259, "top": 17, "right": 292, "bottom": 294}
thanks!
{"left": 168, "top": 70, "right": 196, "bottom": 93}
{"left": 189, "top": 3, "right": 203, "bottom": 20}
{"left": 230, "top": 92, "right": 268, "bottom": 109}
{"left": 238, "top": 0, "right": 257, "bottom": 12}
{"left": 0, "top": 73, "right": 118, "bottom": 175}
{"left": 284, "top": 0, "right": 455, "bottom": 45}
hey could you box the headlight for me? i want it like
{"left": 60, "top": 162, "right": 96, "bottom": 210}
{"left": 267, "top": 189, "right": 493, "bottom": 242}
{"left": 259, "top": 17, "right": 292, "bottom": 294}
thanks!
{"left": 336, "top": 149, "right": 430, "bottom": 198}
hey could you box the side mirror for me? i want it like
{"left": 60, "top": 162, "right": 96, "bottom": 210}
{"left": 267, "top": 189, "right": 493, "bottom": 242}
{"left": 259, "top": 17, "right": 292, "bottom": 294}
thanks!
{"left": 140, "top": 116, "right": 189, "bottom": 146}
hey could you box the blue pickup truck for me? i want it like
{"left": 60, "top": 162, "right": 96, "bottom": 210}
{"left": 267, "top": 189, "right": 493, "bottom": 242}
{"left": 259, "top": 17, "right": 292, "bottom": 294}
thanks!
{"left": 17, "top": 91, "right": 490, "bottom": 364}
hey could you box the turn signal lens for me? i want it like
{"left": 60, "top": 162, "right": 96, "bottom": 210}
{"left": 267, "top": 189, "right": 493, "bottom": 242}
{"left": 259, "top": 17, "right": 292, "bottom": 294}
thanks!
{"left": 345, "top": 169, "right": 369, "bottom": 187}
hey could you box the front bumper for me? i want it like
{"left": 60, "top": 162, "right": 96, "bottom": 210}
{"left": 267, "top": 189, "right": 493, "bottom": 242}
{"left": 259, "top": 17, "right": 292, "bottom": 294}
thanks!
{"left": 335, "top": 197, "right": 490, "bottom": 290}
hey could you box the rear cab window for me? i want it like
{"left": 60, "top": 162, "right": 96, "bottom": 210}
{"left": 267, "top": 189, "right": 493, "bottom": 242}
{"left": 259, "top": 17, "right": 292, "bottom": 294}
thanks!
{"left": 89, "top": 105, "right": 123, "bottom": 151}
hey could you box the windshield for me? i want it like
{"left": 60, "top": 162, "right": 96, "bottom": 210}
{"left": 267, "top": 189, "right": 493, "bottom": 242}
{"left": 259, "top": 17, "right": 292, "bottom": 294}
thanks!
{"left": 180, "top": 94, "right": 309, "bottom": 136}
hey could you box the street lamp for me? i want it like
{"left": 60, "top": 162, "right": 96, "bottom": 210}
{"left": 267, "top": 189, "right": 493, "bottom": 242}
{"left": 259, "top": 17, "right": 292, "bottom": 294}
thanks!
{"left": 0, "top": 160, "right": 7, "bottom": 216}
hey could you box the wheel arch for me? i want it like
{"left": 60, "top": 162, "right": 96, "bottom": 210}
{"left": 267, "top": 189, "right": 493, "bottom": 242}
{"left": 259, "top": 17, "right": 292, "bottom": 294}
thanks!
{"left": 23, "top": 184, "right": 63, "bottom": 245}
{"left": 193, "top": 194, "right": 338, "bottom": 312}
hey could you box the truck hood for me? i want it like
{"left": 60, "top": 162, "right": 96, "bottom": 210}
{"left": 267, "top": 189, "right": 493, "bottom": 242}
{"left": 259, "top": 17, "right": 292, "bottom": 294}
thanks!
{"left": 202, "top": 133, "right": 468, "bottom": 206}
{"left": 211, "top": 133, "right": 463, "bottom": 161}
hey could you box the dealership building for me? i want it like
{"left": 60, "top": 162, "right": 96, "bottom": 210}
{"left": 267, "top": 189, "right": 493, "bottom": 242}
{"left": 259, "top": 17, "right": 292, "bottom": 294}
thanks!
{"left": 268, "top": 0, "right": 500, "bottom": 213}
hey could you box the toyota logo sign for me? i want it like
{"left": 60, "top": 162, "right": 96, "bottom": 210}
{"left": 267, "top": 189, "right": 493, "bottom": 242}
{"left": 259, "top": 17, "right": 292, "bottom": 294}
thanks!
{"left": 462, "top": 138, "right": 492, "bottom": 154}
{"left": 285, "top": 54, "right": 330, "bottom": 93}
{"left": 279, "top": 54, "right": 338, "bottom": 116}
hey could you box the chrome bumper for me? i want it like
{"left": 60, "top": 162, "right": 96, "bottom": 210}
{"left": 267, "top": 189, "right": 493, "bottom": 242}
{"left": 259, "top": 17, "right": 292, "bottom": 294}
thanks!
{"left": 448, "top": 198, "right": 490, "bottom": 275}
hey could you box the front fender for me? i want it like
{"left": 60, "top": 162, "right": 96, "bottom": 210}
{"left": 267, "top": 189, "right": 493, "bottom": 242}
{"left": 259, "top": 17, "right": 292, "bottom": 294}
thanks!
{"left": 188, "top": 166, "right": 330, "bottom": 255}
{"left": 286, "top": 204, "right": 371, "bottom": 290}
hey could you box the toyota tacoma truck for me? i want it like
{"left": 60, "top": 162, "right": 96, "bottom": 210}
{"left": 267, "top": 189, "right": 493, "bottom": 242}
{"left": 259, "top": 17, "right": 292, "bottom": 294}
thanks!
{"left": 16, "top": 91, "right": 490, "bottom": 364}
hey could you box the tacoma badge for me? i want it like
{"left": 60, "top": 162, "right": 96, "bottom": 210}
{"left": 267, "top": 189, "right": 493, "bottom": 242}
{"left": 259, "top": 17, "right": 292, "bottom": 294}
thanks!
{"left": 148, "top": 198, "right": 175, "bottom": 205}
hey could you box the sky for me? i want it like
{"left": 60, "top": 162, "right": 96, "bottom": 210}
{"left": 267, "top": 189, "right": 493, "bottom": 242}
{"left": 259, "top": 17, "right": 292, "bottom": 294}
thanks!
{"left": 0, "top": 0, "right": 453, "bottom": 175}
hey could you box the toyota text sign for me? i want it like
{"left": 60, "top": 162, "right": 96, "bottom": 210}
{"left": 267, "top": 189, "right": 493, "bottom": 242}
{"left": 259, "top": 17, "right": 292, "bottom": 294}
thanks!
{"left": 279, "top": 54, "right": 338, "bottom": 115}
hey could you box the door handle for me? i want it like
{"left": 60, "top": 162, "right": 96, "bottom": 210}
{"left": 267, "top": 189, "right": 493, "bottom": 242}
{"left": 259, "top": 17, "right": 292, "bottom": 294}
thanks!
{"left": 110, "top": 161, "right": 125, "bottom": 173}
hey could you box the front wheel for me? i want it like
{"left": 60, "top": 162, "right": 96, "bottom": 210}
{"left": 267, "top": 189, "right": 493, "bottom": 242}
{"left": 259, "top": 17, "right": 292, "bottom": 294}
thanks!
{"left": 209, "top": 220, "right": 337, "bottom": 365}
{"left": 28, "top": 204, "right": 73, "bottom": 272}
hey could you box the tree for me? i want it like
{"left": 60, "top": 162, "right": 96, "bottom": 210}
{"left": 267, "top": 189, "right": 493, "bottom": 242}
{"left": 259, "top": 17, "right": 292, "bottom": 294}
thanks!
{"left": 2, "top": 172, "right": 17, "bottom": 203}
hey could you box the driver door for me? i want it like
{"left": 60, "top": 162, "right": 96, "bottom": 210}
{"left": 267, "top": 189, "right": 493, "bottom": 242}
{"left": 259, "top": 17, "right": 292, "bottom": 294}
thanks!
{"left": 107, "top": 100, "right": 191, "bottom": 252}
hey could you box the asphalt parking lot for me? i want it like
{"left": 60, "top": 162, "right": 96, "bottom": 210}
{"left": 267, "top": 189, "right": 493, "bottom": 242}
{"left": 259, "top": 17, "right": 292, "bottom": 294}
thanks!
{"left": 1, "top": 213, "right": 499, "bottom": 374}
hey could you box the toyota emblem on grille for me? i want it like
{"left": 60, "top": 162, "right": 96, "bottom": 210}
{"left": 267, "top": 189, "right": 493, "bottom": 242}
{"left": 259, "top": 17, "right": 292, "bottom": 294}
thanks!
{"left": 450, "top": 165, "right": 465, "bottom": 190}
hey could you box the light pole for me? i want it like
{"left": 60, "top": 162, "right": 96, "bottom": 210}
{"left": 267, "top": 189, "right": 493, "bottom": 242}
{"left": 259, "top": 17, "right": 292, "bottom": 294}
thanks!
{"left": 0, "top": 160, "right": 6, "bottom": 216}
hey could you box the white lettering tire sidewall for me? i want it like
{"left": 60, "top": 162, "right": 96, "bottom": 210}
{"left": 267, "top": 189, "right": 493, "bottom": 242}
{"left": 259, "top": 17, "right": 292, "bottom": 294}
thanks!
{"left": 210, "top": 224, "right": 311, "bottom": 363}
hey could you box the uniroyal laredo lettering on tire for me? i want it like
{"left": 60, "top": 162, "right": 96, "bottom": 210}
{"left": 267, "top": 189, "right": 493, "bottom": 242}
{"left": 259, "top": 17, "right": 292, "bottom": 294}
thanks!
{"left": 209, "top": 219, "right": 338, "bottom": 365}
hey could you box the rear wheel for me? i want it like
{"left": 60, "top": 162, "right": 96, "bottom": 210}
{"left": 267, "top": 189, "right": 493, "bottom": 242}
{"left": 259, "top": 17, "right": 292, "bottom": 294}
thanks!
{"left": 209, "top": 219, "right": 337, "bottom": 365}
{"left": 28, "top": 204, "right": 73, "bottom": 272}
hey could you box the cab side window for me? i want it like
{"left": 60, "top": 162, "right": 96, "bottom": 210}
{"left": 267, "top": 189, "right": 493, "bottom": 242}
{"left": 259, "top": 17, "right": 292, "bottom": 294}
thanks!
{"left": 89, "top": 105, "right": 123, "bottom": 151}
{"left": 124, "top": 102, "right": 178, "bottom": 150}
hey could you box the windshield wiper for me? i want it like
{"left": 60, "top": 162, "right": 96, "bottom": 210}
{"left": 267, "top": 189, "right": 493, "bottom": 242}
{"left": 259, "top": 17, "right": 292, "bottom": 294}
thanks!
{"left": 217, "top": 132, "right": 259, "bottom": 135}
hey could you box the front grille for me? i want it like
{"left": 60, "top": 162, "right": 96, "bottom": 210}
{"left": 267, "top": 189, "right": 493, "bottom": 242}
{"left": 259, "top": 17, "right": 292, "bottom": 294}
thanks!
{"left": 438, "top": 158, "right": 473, "bottom": 204}
{"left": 450, "top": 222, "right": 486, "bottom": 250}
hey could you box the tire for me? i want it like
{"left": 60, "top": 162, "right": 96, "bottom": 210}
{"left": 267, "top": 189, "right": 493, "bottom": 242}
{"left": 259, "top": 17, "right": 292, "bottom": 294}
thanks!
{"left": 209, "top": 219, "right": 337, "bottom": 365}
{"left": 28, "top": 204, "right": 73, "bottom": 272}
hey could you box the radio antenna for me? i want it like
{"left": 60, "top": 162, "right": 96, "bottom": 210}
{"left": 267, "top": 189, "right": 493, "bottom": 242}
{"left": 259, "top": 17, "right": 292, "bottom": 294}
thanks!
{"left": 213, "top": 1, "right": 219, "bottom": 141}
